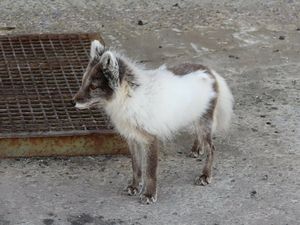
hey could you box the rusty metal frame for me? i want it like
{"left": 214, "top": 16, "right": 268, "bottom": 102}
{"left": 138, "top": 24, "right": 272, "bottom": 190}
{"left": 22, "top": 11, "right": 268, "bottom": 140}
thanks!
{"left": 0, "top": 33, "right": 127, "bottom": 157}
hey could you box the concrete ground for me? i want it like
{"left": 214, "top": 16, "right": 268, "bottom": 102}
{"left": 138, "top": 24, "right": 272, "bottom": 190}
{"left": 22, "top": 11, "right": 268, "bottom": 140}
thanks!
{"left": 0, "top": 0, "right": 299, "bottom": 224}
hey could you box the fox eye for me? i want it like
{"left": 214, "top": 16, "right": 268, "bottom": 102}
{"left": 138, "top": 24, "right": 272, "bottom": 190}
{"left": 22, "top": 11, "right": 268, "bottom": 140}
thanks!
{"left": 90, "top": 83, "right": 97, "bottom": 90}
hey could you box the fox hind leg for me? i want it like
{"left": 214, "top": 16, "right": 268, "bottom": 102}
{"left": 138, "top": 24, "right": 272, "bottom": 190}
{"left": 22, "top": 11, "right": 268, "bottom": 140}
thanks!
{"left": 190, "top": 118, "right": 215, "bottom": 186}
{"left": 190, "top": 127, "right": 206, "bottom": 158}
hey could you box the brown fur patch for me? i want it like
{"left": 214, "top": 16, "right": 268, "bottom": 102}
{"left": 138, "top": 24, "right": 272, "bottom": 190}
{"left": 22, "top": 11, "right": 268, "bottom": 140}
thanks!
{"left": 203, "top": 71, "right": 218, "bottom": 121}
{"left": 144, "top": 137, "right": 158, "bottom": 198}
{"left": 168, "top": 63, "right": 210, "bottom": 76}
{"left": 118, "top": 58, "right": 139, "bottom": 88}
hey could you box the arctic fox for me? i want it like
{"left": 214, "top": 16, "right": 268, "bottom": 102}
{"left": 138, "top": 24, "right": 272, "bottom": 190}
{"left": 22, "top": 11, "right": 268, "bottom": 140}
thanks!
{"left": 73, "top": 40, "right": 234, "bottom": 204}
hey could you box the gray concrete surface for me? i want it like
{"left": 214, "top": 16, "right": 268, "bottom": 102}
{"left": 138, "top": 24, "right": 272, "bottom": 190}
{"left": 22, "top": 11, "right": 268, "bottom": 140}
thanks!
{"left": 0, "top": 0, "right": 300, "bottom": 224}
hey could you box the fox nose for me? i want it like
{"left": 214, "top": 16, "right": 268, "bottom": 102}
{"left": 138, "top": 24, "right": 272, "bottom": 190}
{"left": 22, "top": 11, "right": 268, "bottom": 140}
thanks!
{"left": 71, "top": 99, "right": 76, "bottom": 107}
{"left": 71, "top": 95, "right": 77, "bottom": 107}
{"left": 72, "top": 91, "right": 85, "bottom": 107}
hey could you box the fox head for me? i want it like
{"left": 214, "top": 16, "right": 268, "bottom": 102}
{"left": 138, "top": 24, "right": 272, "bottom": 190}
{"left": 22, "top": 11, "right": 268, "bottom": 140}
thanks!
{"left": 72, "top": 40, "right": 121, "bottom": 109}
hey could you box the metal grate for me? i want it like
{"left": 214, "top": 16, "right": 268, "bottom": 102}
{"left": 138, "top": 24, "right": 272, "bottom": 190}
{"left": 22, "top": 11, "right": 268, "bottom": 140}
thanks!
{"left": 0, "top": 33, "right": 114, "bottom": 138}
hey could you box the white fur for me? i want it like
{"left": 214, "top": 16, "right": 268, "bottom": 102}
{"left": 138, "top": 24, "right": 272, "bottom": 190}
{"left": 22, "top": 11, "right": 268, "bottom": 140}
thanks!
{"left": 211, "top": 70, "right": 234, "bottom": 133}
{"left": 90, "top": 40, "right": 104, "bottom": 58}
{"left": 104, "top": 56, "right": 233, "bottom": 143}
{"left": 75, "top": 102, "right": 89, "bottom": 110}
{"left": 75, "top": 100, "right": 103, "bottom": 110}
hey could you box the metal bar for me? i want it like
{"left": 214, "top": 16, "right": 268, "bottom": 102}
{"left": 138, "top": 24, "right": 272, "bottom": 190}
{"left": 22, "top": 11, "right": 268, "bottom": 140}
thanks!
{"left": 0, "top": 133, "right": 127, "bottom": 158}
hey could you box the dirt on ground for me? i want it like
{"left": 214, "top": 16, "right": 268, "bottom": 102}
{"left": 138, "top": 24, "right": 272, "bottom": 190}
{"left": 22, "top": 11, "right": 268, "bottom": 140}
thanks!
{"left": 0, "top": 0, "right": 299, "bottom": 225}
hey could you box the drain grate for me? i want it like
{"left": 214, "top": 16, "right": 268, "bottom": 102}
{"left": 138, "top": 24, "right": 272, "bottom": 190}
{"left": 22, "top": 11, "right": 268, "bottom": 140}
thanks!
{"left": 0, "top": 33, "right": 114, "bottom": 138}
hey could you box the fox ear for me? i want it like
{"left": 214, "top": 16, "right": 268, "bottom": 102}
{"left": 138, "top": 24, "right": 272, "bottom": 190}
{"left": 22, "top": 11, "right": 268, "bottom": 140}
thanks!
{"left": 90, "top": 40, "right": 105, "bottom": 59}
{"left": 100, "top": 51, "right": 119, "bottom": 89}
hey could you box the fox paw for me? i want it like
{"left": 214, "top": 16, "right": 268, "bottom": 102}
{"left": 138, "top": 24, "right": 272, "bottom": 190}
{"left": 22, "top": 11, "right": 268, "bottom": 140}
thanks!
{"left": 189, "top": 151, "right": 200, "bottom": 158}
{"left": 126, "top": 185, "right": 139, "bottom": 196}
{"left": 139, "top": 193, "right": 157, "bottom": 204}
{"left": 189, "top": 148, "right": 205, "bottom": 158}
{"left": 194, "top": 174, "right": 212, "bottom": 186}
